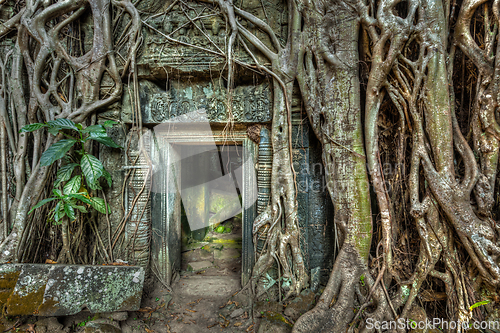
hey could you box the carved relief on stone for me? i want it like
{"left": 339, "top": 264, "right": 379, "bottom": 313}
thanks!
{"left": 122, "top": 80, "right": 272, "bottom": 124}
{"left": 135, "top": 0, "right": 288, "bottom": 76}
{"left": 150, "top": 94, "right": 171, "bottom": 123}
{"left": 245, "top": 86, "right": 271, "bottom": 122}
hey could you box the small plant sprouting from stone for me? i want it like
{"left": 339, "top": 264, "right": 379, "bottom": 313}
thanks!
{"left": 22, "top": 119, "right": 122, "bottom": 224}
{"left": 77, "top": 316, "right": 97, "bottom": 327}
{"left": 360, "top": 274, "right": 365, "bottom": 287}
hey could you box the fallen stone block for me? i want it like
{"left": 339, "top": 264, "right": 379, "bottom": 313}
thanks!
{"left": 175, "top": 275, "right": 240, "bottom": 297}
{"left": 0, "top": 264, "right": 24, "bottom": 309}
{"left": 105, "top": 312, "right": 128, "bottom": 321}
{"left": 187, "top": 260, "right": 212, "bottom": 271}
{"left": 33, "top": 317, "right": 68, "bottom": 333}
{"left": 0, "top": 264, "right": 144, "bottom": 316}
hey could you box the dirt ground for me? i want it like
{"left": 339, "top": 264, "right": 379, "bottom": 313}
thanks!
{"left": 132, "top": 229, "right": 260, "bottom": 333}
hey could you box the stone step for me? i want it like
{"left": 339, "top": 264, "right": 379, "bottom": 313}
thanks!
{"left": 214, "top": 248, "right": 241, "bottom": 260}
{"left": 187, "top": 261, "right": 213, "bottom": 271}
{"left": 174, "top": 275, "right": 240, "bottom": 297}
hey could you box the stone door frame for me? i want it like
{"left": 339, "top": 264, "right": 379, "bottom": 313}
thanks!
{"left": 150, "top": 125, "right": 257, "bottom": 287}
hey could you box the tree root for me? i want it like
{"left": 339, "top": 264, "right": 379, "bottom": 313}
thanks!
{"left": 251, "top": 197, "right": 308, "bottom": 300}
{"left": 293, "top": 244, "right": 399, "bottom": 333}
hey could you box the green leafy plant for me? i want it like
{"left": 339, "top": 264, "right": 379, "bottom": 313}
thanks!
{"left": 77, "top": 315, "right": 97, "bottom": 327}
{"left": 469, "top": 299, "right": 490, "bottom": 311}
{"left": 22, "top": 118, "right": 121, "bottom": 224}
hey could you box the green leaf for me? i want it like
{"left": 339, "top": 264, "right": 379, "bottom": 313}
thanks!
{"left": 40, "top": 139, "right": 77, "bottom": 166}
{"left": 102, "top": 168, "right": 112, "bottom": 187}
{"left": 20, "top": 123, "right": 46, "bottom": 133}
{"left": 52, "top": 189, "right": 63, "bottom": 198}
{"left": 82, "top": 124, "right": 106, "bottom": 135}
{"left": 64, "top": 203, "right": 76, "bottom": 220}
{"left": 102, "top": 120, "right": 118, "bottom": 128}
{"left": 63, "top": 175, "right": 82, "bottom": 195}
{"left": 47, "top": 118, "right": 78, "bottom": 131}
{"left": 90, "top": 136, "right": 122, "bottom": 148}
{"left": 48, "top": 127, "right": 61, "bottom": 135}
{"left": 55, "top": 163, "right": 79, "bottom": 186}
{"left": 470, "top": 300, "right": 490, "bottom": 311}
{"left": 28, "top": 197, "right": 58, "bottom": 214}
{"left": 67, "top": 193, "right": 91, "bottom": 205}
{"left": 72, "top": 205, "right": 88, "bottom": 213}
{"left": 81, "top": 154, "right": 103, "bottom": 190}
{"left": 82, "top": 124, "right": 122, "bottom": 148}
{"left": 88, "top": 196, "right": 107, "bottom": 214}
{"left": 53, "top": 202, "right": 64, "bottom": 224}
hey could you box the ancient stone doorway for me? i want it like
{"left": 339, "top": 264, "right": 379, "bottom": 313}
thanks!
{"left": 150, "top": 126, "right": 257, "bottom": 288}
{"left": 178, "top": 144, "right": 241, "bottom": 262}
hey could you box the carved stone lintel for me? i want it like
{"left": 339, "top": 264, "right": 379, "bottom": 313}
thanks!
{"left": 122, "top": 80, "right": 272, "bottom": 124}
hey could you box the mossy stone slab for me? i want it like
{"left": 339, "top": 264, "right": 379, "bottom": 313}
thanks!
{"left": 0, "top": 264, "right": 144, "bottom": 316}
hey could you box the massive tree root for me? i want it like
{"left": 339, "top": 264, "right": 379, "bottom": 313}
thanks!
{"left": 250, "top": 77, "right": 309, "bottom": 299}
{"left": 297, "top": 0, "right": 500, "bottom": 329}
{"left": 293, "top": 2, "right": 381, "bottom": 331}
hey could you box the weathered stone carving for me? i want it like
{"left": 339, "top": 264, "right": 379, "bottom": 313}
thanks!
{"left": 122, "top": 80, "right": 272, "bottom": 124}
{"left": 135, "top": 0, "right": 288, "bottom": 77}
{"left": 257, "top": 127, "right": 272, "bottom": 214}
{"left": 256, "top": 127, "right": 272, "bottom": 254}
{"left": 124, "top": 129, "right": 152, "bottom": 268}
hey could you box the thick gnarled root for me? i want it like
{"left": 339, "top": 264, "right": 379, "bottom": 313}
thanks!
{"left": 251, "top": 203, "right": 308, "bottom": 300}
{"left": 293, "top": 244, "right": 369, "bottom": 332}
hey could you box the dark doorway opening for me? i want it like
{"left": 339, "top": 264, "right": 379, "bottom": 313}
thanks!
{"left": 175, "top": 144, "right": 243, "bottom": 281}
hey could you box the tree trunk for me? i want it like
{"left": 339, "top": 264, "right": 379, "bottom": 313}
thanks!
{"left": 294, "top": 3, "right": 374, "bottom": 331}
